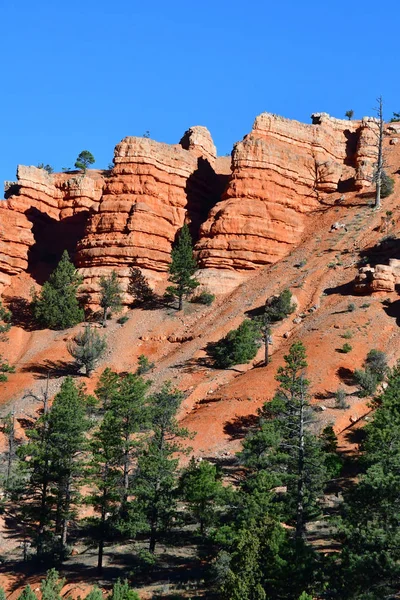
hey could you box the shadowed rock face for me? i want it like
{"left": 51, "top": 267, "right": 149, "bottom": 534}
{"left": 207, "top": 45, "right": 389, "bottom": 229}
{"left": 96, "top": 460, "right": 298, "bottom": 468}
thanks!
{"left": 0, "top": 114, "right": 378, "bottom": 302}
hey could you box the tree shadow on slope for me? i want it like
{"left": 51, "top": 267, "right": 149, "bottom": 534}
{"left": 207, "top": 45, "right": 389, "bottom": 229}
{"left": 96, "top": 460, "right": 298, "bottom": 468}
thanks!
{"left": 358, "top": 236, "right": 400, "bottom": 268}
{"left": 383, "top": 299, "right": 400, "bottom": 326}
{"left": 337, "top": 367, "right": 356, "bottom": 386}
{"left": 21, "top": 359, "right": 77, "bottom": 379}
{"left": 223, "top": 413, "right": 259, "bottom": 441}
{"left": 4, "top": 296, "right": 37, "bottom": 332}
{"left": 323, "top": 281, "right": 355, "bottom": 297}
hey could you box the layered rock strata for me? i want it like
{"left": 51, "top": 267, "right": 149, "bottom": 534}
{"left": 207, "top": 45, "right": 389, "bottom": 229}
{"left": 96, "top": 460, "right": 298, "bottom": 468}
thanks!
{"left": 196, "top": 112, "right": 377, "bottom": 271}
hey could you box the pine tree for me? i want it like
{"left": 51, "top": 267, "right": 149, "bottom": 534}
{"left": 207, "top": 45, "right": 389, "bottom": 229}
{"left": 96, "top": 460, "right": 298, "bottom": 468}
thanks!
{"left": 75, "top": 150, "right": 95, "bottom": 172}
{"left": 109, "top": 580, "right": 140, "bottom": 600}
{"left": 17, "top": 586, "right": 38, "bottom": 600}
{"left": 32, "top": 250, "right": 84, "bottom": 330}
{"left": 85, "top": 588, "right": 103, "bottom": 600}
{"left": 180, "top": 458, "right": 225, "bottom": 535}
{"left": 0, "top": 300, "right": 14, "bottom": 382}
{"left": 46, "top": 378, "right": 91, "bottom": 547}
{"left": 16, "top": 379, "right": 90, "bottom": 557}
{"left": 99, "top": 270, "right": 123, "bottom": 326}
{"left": 109, "top": 372, "right": 151, "bottom": 509}
{"left": 40, "top": 569, "right": 65, "bottom": 600}
{"left": 67, "top": 324, "right": 107, "bottom": 376}
{"left": 208, "top": 320, "right": 261, "bottom": 369}
{"left": 130, "top": 383, "right": 190, "bottom": 552}
{"left": 338, "top": 362, "right": 400, "bottom": 598}
{"left": 166, "top": 224, "right": 199, "bottom": 310}
{"left": 85, "top": 411, "right": 123, "bottom": 573}
{"left": 241, "top": 342, "right": 326, "bottom": 539}
{"left": 1, "top": 410, "right": 17, "bottom": 490}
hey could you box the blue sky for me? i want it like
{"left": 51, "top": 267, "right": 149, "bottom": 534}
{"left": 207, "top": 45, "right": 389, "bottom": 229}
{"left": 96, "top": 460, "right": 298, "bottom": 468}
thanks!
{"left": 1, "top": 0, "right": 399, "bottom": 191}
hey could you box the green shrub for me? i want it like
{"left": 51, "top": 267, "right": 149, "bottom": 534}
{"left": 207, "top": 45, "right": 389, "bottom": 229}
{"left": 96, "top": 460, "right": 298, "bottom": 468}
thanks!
{"left": 208, "top": 319, "right": 261, "bottom": 369}
{"left": 347, "top": 303, "right": 356, "bottom": 312}
{"left": 136, "top": 354, "right": 154, "bottom": 375}
{"left": 191, "top": 291, "right": 215, "bottom": 306}
{"left": 381, "top": 171, "right": 395, "bottom": 199}
{"left": 117, "top": 315, "right": 129, "bottom": 325}
{"left": 341, "top": 330, "right": 353, "bottom": 339}
{"left": 365, "top": 349, "right": 388, "bottom": 381}
{"left": 354, "top": 368, "right": 379, "bottom": 397}
{"left": 340, "top": 343, "right": 352, "bottom": 354}
{"left": 265, "top": 289, "right": 296, "bottom": 322}
{"left": 335, "top": 388, "right": 349, "bottom": 409}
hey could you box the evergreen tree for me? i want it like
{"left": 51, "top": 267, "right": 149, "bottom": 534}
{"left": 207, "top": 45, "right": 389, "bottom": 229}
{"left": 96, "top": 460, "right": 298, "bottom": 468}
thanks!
{"left": 0, "top": 300, "right": 14, "bottom": 382}
{"left": 166, "top": 223, "right": 199, "bottom": 310}
{"left": 16, "top": 379, "right": 90, "bottom": 557}
{"left": 85, "top": 588, "right": 103, "bottom": 600}
{"left": 40, "top": 569, "right": 65, "bottom": 600}
{"left": 338, "top": 362, "right": 400, "bottom": 598}
{"left": 208, "top": 320, "right": 261, "bottom": 369}
{"left": 17, "top": 586, "right": 38, "bottom": 600}
{"left": 265, "top": 289, "right": 296, "bottom": 322}
{"left": 180, "top": 458, "right": 225, "bottom": 535}
{"left": 85, "top": 411, "right": 123, "bottom": 573}
{"left": 108, "top": 371, "right": 151, "bottom": 508}
{"left": 128, "top": 267, "right": 155, "bottom": 306}
{"left": 109, "top": 580, "right": 140, "bottom": 600}
{"left": 241, "top": 342, "right": 326, "bottom": 538}
{"left": 32, "top": 251, "right": 84, "bottom": 330}
{"left": 130, "top": 383, "right": 190, "bottom": 552}
{"left": 46, "top": 378, "right": 91, "bottom": 547}
{"left": 1, "top": 410, "right": 17, "bottom": 491}
{"left": 99, "top": 270, "right": 123, "bottom": 326}
{"left": 67, "top": 324, "right": 107, "bottom": 376}
{"left": 75, "top": 150, "right": 95, "bottom": 172}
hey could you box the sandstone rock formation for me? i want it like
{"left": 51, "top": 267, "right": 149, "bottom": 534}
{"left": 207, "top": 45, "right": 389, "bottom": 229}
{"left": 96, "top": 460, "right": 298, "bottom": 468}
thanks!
{"left": 0, "top": 112, "right": 381, "bottom": 302}
{"left": 354, "top": 259, "right": 400, "bottom": 294}
{"left": 0, "top": 128, "right": 225, "bottom": 303}
{"left": 0, "top": 166, "right": 104, "bottom": 289}
{"left": 196, "top": 112, "right": 377, "bottom": 273}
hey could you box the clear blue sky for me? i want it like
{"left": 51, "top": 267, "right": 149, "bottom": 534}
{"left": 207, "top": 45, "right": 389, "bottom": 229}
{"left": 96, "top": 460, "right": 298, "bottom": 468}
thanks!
{"left": 1, "top": 0, "right": 399, "bottom": 192}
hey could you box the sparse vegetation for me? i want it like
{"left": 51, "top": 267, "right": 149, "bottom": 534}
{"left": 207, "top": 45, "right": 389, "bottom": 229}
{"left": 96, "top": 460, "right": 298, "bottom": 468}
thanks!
{"left": 335, "top": 388, "right": 350, "bottom": 409}
{"left": 340, "top": 343, "right": 352, "bottom": 354}
{"left": 191, "top": 290, "right": 215, "bottom": 306}
{"left": 341, "top": 330, "right": 353, "bottom": 339}
{"left": 347, "top": 302, "right": 356, "bottom": 312}
{"left": 37, "top": 163, "right": 54, "bottom": 174}
{"left": 345, "top": 109, "right": 354, "bottom": 120}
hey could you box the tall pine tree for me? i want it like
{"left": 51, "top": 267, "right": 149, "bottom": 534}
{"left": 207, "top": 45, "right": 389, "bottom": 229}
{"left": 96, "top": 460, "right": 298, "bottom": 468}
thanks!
{"left": 32, "top": 250, "right": 84, "bottom": 330}
{"left": 166, "top": 224, "right": 199, "bottom": 310}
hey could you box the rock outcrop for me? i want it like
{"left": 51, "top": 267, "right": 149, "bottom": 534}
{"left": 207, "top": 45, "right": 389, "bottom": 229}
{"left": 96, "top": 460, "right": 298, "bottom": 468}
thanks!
{"left": 0, "top": 112, "right": 383, "bottom": 301}
{"left": 0, "top": 128, "right": 225, "bottom": 302}
{"left": 0, "top": 167, "right": 103, "bottom": 288}
{"left": 196, "top": 112, "right": 376, "bottom": 272}
{"left": 354, "top": 259, "right": 400, "bottom": 294}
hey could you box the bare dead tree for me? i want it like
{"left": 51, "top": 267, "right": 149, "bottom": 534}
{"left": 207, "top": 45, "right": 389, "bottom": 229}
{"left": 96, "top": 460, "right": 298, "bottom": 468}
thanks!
{"left": 374, "top": 96, "right": 385, "bottom": 210}
{"left": 23, "top": 371, "right": 51, "bottom": 415}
